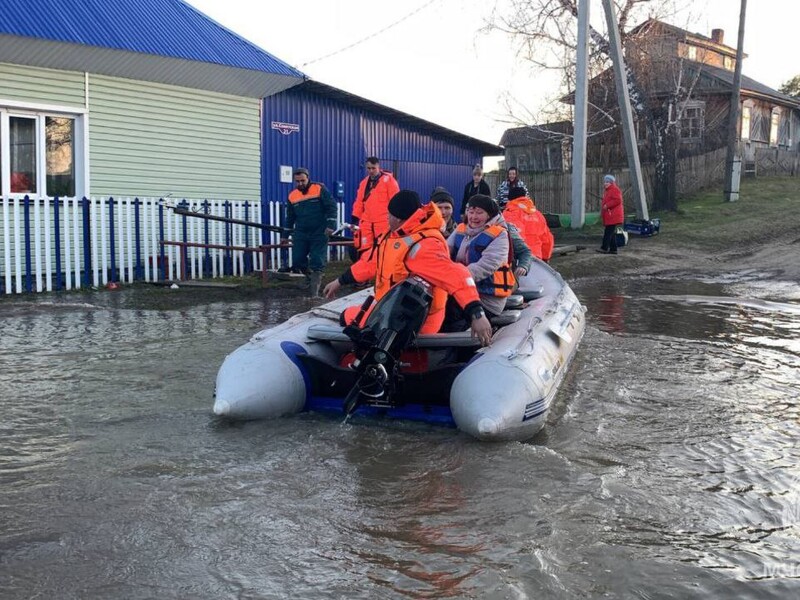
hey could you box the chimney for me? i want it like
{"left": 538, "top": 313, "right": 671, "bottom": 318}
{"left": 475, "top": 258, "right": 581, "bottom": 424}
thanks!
{"left": 711, "top": 28, "right": 724, "bottom": 44}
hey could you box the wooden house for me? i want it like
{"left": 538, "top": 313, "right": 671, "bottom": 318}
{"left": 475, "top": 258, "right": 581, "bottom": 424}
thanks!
{"left": 503, "top": 19, "right": 800, "bottom": 171}
{"left": 584, "top": 19, "right": 800, "bottom": 167}
{"left": 498, "top": 120, "right": 573, "bottom": 173}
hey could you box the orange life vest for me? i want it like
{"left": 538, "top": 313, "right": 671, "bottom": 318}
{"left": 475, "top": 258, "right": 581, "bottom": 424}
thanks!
{"left": 288, "top": 183, "right": 324, "bottom": 204}
{"left": 375, "top": 229, "right": 448, "bottom": 322}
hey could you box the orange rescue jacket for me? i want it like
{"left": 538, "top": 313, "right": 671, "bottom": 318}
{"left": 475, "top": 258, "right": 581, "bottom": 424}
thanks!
{"left": 502, "top": 197, "right": 554, "bottom": 261}
{"left": 351, "top": 171, "right": 400, "bottom": 252}
{"left": 349, "top": 203, "right": 480, "bottom": 333}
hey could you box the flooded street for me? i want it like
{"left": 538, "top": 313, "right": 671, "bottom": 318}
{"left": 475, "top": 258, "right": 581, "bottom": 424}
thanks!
{"left": 1, "top": 273, "right": 799, "bottom": 599}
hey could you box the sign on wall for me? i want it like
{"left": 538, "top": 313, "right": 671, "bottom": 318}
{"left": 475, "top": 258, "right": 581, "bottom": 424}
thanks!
{"left": 279, "top": 165, "right": 293, "bottom": 183}
{"left": 271, "top": 121, "right": 300, "bottom": 135}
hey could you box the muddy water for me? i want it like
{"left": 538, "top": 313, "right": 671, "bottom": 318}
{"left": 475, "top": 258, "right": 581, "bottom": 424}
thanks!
{"left": 1, "top": 274, "right": 798, "bottom": 599}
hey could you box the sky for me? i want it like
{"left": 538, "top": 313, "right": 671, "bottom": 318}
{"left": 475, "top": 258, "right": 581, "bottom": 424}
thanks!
{"left": 186, "top": 0, "right": 799, "bottom": 156}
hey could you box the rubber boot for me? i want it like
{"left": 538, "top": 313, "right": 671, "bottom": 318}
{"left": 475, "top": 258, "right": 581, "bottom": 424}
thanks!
{"left": 308, "top": 271, "right": 323, "bottom": 298}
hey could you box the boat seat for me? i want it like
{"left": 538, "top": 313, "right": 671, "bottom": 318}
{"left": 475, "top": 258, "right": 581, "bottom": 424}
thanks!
{"left": 519, "top": 285, "right": 544, "bottom": 301}
{"left": 306, "top": 324, "right": 481, "bottom": 348}
{"left": 490, "top": 310, "right": 521, "bottom": 326}
{"left": 506, "top": 294, "right": 524, "bottom": 309}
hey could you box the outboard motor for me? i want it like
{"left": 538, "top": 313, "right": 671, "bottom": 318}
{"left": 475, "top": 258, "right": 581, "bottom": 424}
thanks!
{"left": 343, "top": 276, "right": 432, "bottom": 416}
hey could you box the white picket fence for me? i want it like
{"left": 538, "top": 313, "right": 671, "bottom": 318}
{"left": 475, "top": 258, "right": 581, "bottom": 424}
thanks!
{"left": 0, "top": 196, "right": 348, "bottom": 294}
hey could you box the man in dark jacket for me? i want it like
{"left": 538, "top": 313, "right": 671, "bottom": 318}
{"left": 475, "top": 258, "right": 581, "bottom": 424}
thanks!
{"left": 281, "top": 167, "right": 338, "bottom": 296}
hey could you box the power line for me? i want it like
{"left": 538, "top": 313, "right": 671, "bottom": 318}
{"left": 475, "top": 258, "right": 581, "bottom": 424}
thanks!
{"left": 301, "top": 0, "right": 440, "bottom": 67}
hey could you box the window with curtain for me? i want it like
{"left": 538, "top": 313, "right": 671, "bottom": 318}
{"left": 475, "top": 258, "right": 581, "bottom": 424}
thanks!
{"left": 46, "top": 116, "right": 76, "bottom": 197}
{"left": 10, "top": 116, "right": 37, "bottom": 193}
{"left": 2, "top": 112, "right": 79, "bottom": 196}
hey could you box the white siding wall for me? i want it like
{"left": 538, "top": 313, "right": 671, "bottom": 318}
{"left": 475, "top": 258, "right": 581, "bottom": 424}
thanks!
{"left": 88, "top": 74, "right": 261, "bottom": 200}
{"left": 0, "top": 62, "right": 86, "bottom": 107}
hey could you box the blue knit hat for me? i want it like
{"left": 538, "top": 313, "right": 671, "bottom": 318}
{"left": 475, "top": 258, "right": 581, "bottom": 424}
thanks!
{"left": 604, "top": 174, "right": 616, "bottom": 184}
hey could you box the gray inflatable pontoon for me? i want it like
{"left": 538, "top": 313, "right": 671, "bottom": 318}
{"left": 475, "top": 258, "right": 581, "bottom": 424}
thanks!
{"left": 214, "top": 259, "right": 585, "bottom": 441}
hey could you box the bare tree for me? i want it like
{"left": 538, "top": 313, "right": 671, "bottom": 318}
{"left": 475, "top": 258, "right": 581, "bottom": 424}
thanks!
{"left": 489, "top": 0, "right": 703, "bottom": 211}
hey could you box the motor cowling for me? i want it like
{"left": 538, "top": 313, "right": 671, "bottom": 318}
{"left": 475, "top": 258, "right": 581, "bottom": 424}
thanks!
{"left": 343, "top": 276, "right": 433, "bottom": 415}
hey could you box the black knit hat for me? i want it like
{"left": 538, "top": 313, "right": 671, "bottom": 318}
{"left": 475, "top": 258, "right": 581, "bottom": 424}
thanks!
{"left": 429, "top": 187, "right": 454, "bottom": 207}
{"left": 467, "top": 194, "right": 499, "bottom": 218}
{"left": 508, "top": 186, "right": 528, "bottom": 201}
{"left": 388, "top": 190, "right": 422, "bottom": 220}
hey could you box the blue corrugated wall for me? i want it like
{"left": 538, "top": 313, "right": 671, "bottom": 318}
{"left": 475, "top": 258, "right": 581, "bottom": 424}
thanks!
{"left": 262, "top": 87, "right": 485, "bottom": 226}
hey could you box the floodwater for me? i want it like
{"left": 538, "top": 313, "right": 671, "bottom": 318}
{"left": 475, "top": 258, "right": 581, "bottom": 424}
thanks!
{"left": 1, "top": 272, "right": 799, "bottom": 600}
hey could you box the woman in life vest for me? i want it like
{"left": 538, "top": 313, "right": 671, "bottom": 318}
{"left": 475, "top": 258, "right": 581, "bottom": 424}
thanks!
{"left": 447, "top": 194, "right": 516, "bottom": 319}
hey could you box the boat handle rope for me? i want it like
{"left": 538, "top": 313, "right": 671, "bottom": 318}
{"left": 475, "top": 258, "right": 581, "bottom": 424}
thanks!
{"left": 505, "top": 316, "right": 542, "bottom": 360}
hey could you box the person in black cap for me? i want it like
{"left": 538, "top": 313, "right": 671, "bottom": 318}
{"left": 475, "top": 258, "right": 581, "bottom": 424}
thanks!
{"left": 430, "top": 187, "right": 457, "bottom": 236}
{"left": 324, "top": 190, "right": 493, "bottom": 346}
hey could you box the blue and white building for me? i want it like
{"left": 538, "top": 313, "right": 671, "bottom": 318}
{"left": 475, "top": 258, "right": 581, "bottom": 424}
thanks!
{"left": 0, "top": 0, "right": 501, "bottom": 293}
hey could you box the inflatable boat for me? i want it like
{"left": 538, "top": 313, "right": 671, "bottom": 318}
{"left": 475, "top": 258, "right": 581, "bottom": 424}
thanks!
{"left": 213, "top": 259, "right": 585, "bottom": 441}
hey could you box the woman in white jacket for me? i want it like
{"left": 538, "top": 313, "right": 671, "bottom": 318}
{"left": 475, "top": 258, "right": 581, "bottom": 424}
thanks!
{"left": 447, "top": 194, "right": 515, "bottom": 318}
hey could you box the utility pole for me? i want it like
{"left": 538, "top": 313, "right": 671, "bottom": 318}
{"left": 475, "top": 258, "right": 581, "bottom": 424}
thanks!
{"left": 601, "top": 0, "right": 648, "bottom": 220}
{"left": 570, "top": 0, "right": 589, "bottom": 229}
{"left": 724, "top": 0, "right": 747, "bottom": 202}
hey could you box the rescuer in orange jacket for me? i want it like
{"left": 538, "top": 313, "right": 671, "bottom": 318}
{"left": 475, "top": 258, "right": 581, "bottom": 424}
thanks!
{"left": 324, "top": 190, "right": 493, "bottom": 346}
{"left": 350, "top": 156, "right": 400, "bottom": 257}
{"left": 502, "top": 187, "right": 554, "bottom": 261}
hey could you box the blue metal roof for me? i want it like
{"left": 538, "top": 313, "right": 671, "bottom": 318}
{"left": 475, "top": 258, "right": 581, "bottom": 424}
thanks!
{"left": 0, "top": 0, "right": 305, "bottom": 97}
{"left": 299, "top": 81, "right": 503, "bottom": 156}
{"left": 262, "top": 84, "right": 499, "bottom": 220}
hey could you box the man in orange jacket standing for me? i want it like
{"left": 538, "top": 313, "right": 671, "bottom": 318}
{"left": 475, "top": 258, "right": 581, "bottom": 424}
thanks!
{"left": 350, "top": 156, "right": 400, "bottom": 258}
{"left": 502, "top": 187, "right": 554, "bottom": 261}
{"left": 324, "top": 190, "right": 493, "bottom": 346}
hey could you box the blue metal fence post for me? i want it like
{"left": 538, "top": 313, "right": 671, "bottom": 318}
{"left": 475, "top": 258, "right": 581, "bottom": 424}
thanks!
{"left": 134, "top": 198, "right": 143, "bottom": 280}
{"left": 243, "top": 200, "right": 252, "bottom": 273}
{"left": 179, "top": 200, "right": 189, "bottom": 279}
{"left": 108, "top": 197, "right": 117, "bottom": 283}
{"left": 81, "top": 197, "right": 91, "bottom": 288}
{"left": 158, "top": 202, "right": 166, "bottom": 281}
{"left": 261, "top": 197, "right": 270, "bottom": 246}
{"left": 223, "top": 200, "right": 232, "bottom": 276}
{"left": 53, "top": 197, "right": 63, "bottom": 291}
{"left": 23, "top": 195, "right": 33, "bottom": 293}
{"left": 202, "top": 200, "right": 211, "bottom": 276}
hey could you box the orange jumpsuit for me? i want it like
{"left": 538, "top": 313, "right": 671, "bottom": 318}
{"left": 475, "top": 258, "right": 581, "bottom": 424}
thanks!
{"left": 502, "top": 196, "right": 554, "bottom": 261}
{"left": 351, "top": 171, "right": 400, "bottom": 254}
{"left": 342, "top": 203, "right": 482, "bottom": 334}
